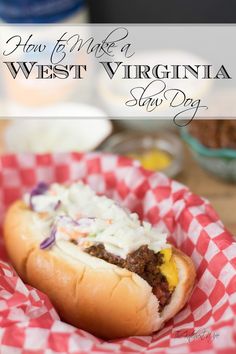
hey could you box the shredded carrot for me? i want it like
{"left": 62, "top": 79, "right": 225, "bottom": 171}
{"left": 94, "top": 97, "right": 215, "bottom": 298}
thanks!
{"left": 72, "top": 230, "right": 88, "bottom": 239}
{"left": 38, "top": 212, "right": 49, "bottom": 219}
{"left": 48, "top": 190, "right": 57, "bottom": 196}
{"left": 58, "top": 226, "right": 88, "bottom": 239}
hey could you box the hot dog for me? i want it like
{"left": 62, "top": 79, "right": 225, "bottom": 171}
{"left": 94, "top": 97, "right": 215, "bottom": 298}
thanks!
{"left": 4, "top": 181, "right": 196, "bottom": 339}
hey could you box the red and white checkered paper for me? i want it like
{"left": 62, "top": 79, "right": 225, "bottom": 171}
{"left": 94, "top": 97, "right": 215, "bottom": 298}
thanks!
{"left": 0, "top": 152, "right": 235, "bottom": 354}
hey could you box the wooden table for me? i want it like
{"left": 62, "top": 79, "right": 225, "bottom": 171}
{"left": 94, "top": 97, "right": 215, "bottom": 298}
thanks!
{"left": 0, "top": 120, "right": 235, "bottom": 236}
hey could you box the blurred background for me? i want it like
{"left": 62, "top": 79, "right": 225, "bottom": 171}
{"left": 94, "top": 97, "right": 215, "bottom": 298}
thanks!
{"left": 1, "top": 0, "right": 236, "bottom": 23}
{"left": 0, "top": 0, "right": 235, "bottom": 236}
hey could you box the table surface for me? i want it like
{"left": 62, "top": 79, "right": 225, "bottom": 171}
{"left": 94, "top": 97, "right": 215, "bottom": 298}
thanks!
{"left": 0, "top": 120, "right": 235, "bottom": 236}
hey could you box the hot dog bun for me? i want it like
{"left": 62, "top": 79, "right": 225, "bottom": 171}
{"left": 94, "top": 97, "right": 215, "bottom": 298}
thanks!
{"left": 4, "top": 200, "right": 196, "bottom": 339}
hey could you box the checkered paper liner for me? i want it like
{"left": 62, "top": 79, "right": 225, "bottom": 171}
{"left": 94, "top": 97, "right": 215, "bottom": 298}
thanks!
{"left": 0, "top": 152, "right": 235, "bottom": 354}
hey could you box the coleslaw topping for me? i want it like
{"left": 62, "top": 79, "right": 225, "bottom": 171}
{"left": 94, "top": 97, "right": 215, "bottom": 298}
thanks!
{"left": 25, "top": 182, "right": 169, "bottom": 258}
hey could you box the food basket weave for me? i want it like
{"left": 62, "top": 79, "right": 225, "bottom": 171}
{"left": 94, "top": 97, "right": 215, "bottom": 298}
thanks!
{"left": 0, "top": 152, "right": 235, "bottom": 354}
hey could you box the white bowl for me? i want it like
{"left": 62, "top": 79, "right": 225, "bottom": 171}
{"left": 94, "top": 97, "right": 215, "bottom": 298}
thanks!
{"left": 4, "top": 104, "right": 112, "bottom": 153}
